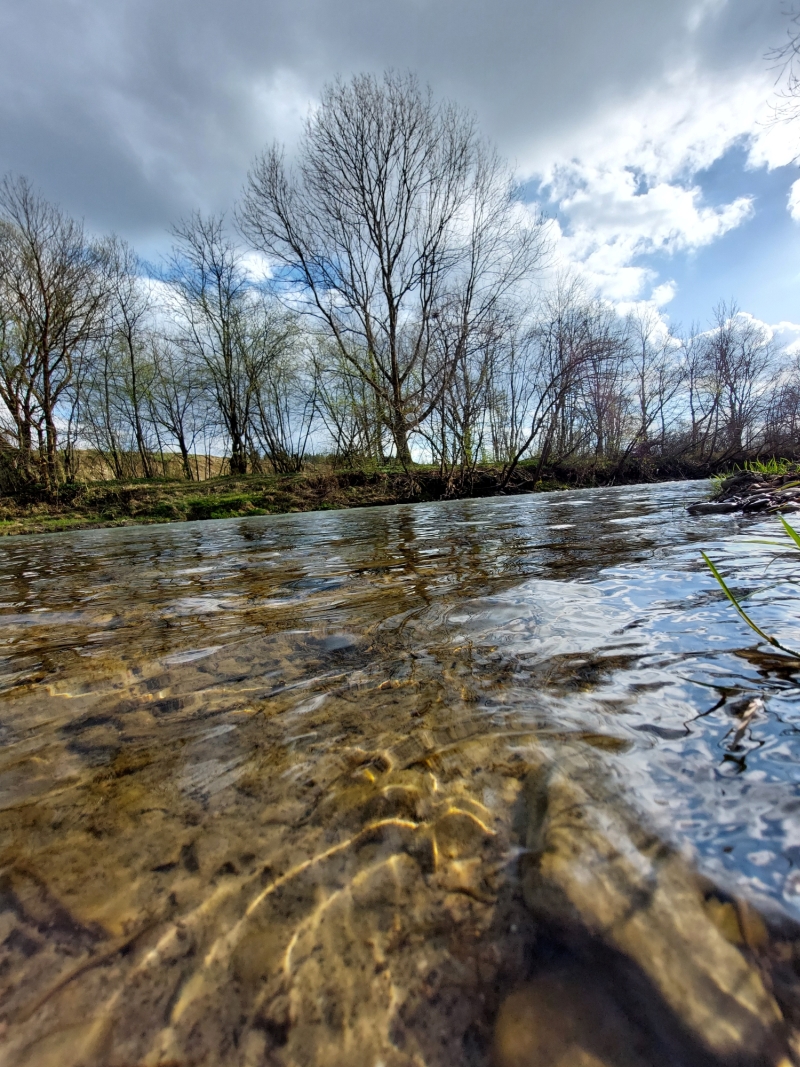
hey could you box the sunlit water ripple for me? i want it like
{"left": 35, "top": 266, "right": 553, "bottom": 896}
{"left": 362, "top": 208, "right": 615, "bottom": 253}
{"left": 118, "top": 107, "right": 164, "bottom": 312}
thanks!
{"left": 1, "top": 479, "right": 800, "bottom": 1064}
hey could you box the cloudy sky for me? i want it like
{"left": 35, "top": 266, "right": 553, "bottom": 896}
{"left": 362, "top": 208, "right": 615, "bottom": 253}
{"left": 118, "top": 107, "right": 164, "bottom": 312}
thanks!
{"left": 0, "top": 0, "right": 798, "bottom": 335}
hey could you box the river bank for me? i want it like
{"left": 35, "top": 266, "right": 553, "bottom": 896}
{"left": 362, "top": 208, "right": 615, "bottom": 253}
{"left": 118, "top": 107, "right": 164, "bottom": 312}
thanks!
{"left": 687, "top": 464, "right": 800, "bottom": 516}
{"left": 0, "top": 457, "right": 721, "bottom": 535}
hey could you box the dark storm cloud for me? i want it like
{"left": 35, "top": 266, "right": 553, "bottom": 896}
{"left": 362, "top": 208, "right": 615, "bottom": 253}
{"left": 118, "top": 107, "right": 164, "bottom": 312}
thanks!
{"left": 0, "top": 0, "right": 787, "bottom": 243}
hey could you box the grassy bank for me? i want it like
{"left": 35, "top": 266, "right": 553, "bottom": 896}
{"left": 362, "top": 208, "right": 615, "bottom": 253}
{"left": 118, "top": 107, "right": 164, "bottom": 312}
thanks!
{"left": 0, "top": 457, "right": 724, "bottom": 536}
{"left": 0, "top": 468, "right": 414, "bottom": 536}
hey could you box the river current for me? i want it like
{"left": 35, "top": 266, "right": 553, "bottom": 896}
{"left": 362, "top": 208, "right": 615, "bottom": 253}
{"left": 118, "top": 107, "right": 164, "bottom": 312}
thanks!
{"left": 1, "top": 480, "right": 800, "bottom": 1065}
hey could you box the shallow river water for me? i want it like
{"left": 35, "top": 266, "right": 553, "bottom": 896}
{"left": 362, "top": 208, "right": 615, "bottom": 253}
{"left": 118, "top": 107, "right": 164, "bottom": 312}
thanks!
{"left": 2, "top": 480, "right": 800, "bottom": 1066}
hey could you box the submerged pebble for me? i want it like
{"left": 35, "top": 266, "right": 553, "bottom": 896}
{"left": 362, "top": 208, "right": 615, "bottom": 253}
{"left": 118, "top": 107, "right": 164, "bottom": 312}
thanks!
{"left": 519, "top": 756, "right": 792, "bottom": 1065}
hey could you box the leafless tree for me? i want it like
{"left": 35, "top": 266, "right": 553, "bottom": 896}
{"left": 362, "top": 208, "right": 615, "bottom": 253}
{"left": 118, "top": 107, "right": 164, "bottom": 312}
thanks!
{"left": 79, "top": 332, "right": 135, "bottom": 479}
{"left": 148, "top": 337, "right": 209, "bottom": 480}
{"left": 623, "top": 306, "right": 682, "bottom": 453}
{"left": 75, "top": 241, "right": 165, "bottom": 480}
{"left": 102, "top": 237, "right": 158, "bottom": 477}
{"left": 311, "top": 341, "right": 389, "bottom": 465}
{"left": 0, "top": 162, "right": 794, "bottom": 495}
{"left": 768, "top": 7, "right": 800, "bottom": 134}
{"left": 0, "top": 278, "right": 41, "bottom": 477}
{"left": 572, "top": 306, "right": 629, "bottom": 461}
{"left": 494, "top": 279, "right": 622, "bottom": 485}
{"left": 422, "top": 307, "right": 510, "bottom": 489}
{"left": 700, "top": 302, "right": 775, "bottom": 456}
{"left": 167, "top": 213, "right": 258, "bottom": 475}
{"left": 763, "top": 359, "right": 800, "bottom": 455}
{"left": 677, "top": 325, "right": 711, "bottom": 456}
{"left": 239, "top": 71, "right": 547, "bottom": 468}
{"left": 0, "top": 176, "right": 108, "bottom": 487}
{"left": 244, "top": 300, "right": 313, "bottom": 473}
{"left": 167, "top": 213, "right": 300, "bottom": 476}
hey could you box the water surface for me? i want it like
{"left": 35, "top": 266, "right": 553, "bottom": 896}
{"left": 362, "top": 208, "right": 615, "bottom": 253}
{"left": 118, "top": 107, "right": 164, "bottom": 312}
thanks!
{"left": 1, "top": 480, "right": 799, "bottom": 1065}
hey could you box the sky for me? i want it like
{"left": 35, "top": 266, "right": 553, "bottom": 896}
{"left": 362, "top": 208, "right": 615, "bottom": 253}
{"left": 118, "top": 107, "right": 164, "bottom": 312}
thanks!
{"left": 0, "top": 0, "right": 798, "bottom": 339}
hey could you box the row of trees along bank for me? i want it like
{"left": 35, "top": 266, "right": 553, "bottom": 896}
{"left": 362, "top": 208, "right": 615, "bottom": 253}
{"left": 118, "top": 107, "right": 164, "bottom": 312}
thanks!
{"left": 0, "top": 72, "right": 796, "bottom": 496}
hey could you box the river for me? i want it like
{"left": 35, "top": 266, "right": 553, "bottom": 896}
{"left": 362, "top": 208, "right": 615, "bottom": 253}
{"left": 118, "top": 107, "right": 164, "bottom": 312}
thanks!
{"left": 1, "top": 480, "right": 799, "bottom": 1065}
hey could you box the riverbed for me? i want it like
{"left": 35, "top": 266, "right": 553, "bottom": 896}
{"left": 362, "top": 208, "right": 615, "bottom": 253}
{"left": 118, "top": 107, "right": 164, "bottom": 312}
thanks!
{"left": 1, "top": 480, "right": 799, "bottom": 1065}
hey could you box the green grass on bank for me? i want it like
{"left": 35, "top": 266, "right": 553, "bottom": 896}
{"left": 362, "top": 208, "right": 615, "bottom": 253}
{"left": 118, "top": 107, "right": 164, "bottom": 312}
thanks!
{"left": 0, "top": 469, "right": 403, "bottom": 535}
{"left": 0, "top": 460, "right": 579, "bottom": 536}
{"left": 742, "top": 458, "right": 794, "bottom": 476}
{"left": 0, "top": 453, "right": 773, "bottom": 536}
{"left": 710, "top": 459, "right": 800, "bottom": 496}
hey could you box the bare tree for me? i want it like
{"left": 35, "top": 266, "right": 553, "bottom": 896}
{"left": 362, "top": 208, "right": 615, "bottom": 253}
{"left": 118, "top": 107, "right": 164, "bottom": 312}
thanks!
{"left": 700, "top": 302, "right": 775, "bottom": 456}
{"left": 763, "top": 353, "right": 800, "bottom": 456}
{"left": 571, "top": 306, "right": 629, "bottom": 461}
{"left": 0, "top": 278, "right": 41, "bottom": 476}
{"left": 311, "top": 340, "right": 389, "bottom": 465}
{"left": 623, "top": 306, "right": 683, "bottom": 455}
{"left": 424, "top": 308, "right": 511, "bottom": 491}
{"left": 166, "top": 213, "right": 300, "bottom": 476}
{"left": 79, "top": 333, "right": 132, "bottom": 479}
{"left": 239, "top": 71, "right": 547, "bottom": 467}
{"left": 148, "top": 337, "right": 209, "bottom": 480}
{"left": 0, "top": 176, "right": 108, "bottom": 487}
{"left": 243, "top": 297, "right": 313, "bottom": 473}
{"left": 495, "top": 279, "right": 620, "bottom": 485}
{"left": 102, "top": 237, "right": 158, "bottom": 477}
{"left": 0, "top": 165, "right": 794, "bottom": 497}
{"left": 677, "top": 325, "right": 713, "bottom": 458}
{"left": 167, "top": 213, "right": 257, "bottom": 476}
{"left": 768, "top": 7, "right": 800, "bottom": 132}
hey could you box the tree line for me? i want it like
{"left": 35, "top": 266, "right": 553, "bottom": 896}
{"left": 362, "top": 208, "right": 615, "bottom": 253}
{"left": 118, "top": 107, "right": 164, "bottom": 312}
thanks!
{"left": 0, "top": 72, "right": 796, "bottom": 494}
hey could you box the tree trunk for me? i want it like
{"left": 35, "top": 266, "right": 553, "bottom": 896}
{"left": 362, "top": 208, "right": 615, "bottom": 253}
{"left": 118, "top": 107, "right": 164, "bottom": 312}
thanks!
{"left": 44, "top": 415, "right": 59, "bottom": 490}
{"left": 176, "top": 432, "right": 194, "bottom": 480}
{"left": 391, "top": 409, "right": 412, "bottom": 467}
{"left": 229, "top": 437, "right": 247, "bottom": 476}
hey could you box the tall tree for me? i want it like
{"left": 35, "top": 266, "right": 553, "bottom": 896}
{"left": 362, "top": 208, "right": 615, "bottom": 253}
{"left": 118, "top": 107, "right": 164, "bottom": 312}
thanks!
{"left": 495, "top": 278, "right": 618, "bottom": 485}
{"left": 239, "top": 71, "right": 547, "bottom": 467}
{"left": 0, "top": 176, "right": 107, "bottom": 486}
{"left": 103, "top": 237, "right": 157, "bottom": 477}
{"left": 624, "top": 305, "right": 682, "bottom": 455}
{"left": 148, "top": 337, "right": 209, "bottom": 481}
{"left": 701, "top": 302, "right": 775, "bottom": 455}
{"left": 167, "top": 213, "right": 255, "bottom": 476}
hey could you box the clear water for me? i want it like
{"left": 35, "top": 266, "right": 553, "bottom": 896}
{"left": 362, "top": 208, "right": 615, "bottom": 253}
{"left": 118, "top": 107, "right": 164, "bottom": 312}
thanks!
{"left": 1, "top": 480, "right": 799, "bottom": 1065}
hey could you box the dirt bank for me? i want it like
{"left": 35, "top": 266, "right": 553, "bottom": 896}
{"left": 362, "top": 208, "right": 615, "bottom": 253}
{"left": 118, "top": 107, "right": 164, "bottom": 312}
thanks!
{"left": 687, "top": 466, "right": 800, "bottom": 517}
{"left": 0, "top": 458, "right": 720, "bottom": 536}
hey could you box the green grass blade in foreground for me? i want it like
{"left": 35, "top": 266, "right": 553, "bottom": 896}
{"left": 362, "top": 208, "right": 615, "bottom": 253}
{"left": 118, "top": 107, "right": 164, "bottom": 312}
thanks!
{"left": 701, "top": 551, "right": 800, "bottom": 659}
{"left": 744, "top": 519, "right": 800, "bottom": 553}
{"left": 780, "top": 514, "right": 800, "bottom": 550}
{"left": 701, "top": 553, "right": 777, "bottom": 644}
{"left": 742, "top": 540, "right": 796, "bottom": 548}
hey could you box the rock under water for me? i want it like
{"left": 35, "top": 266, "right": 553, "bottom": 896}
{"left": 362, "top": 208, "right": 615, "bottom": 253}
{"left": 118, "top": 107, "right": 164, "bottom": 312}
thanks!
{"left": 505, "top": 754, "right": 796, "bottom": 1067}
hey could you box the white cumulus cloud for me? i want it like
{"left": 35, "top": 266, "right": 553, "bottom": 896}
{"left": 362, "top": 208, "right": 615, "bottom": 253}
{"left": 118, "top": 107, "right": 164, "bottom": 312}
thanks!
{"left": 527, "top": 58, "right": 791, "bottom": 308}
{"left": 788, "top": 180, "right": 800, "bottom": 223}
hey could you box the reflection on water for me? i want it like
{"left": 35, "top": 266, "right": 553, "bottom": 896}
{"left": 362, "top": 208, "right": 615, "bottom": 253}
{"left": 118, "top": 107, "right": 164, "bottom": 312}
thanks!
{"left": 1, "top": 482, "right": 800, "bottom": 1064}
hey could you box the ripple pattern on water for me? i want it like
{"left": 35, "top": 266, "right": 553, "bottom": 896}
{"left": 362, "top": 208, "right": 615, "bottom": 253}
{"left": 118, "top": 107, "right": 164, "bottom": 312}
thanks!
{"left": 0, "top": 482, "right": 799, "bottom": 1064}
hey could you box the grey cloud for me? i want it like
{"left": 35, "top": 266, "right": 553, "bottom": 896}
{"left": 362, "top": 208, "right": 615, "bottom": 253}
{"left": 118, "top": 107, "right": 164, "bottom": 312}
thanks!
{"left": 0, "top": 0, "right": 788, "bottom": 245}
